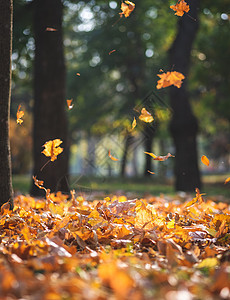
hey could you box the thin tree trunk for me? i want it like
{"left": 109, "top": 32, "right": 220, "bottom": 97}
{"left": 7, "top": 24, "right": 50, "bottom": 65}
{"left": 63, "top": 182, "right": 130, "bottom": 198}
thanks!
{"left": 169, "top": 0, "right": 201, "bottom": 191}
{"left": 30, "top": 0, "right": 69, "bottom": 196}
{"left": 120, "top": 134, "right": 134, "bottom": 177}
{"left": 0, "top": 0, "right": 13, "bottom": 208}
{"left": 143, "top": 124, "right": 154, "bottom": 176}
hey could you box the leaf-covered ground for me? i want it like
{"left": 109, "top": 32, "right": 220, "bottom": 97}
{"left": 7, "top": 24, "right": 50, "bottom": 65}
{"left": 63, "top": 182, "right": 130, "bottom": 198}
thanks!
{"left": 0, "top": 190, "right": 230, "bottom": 299}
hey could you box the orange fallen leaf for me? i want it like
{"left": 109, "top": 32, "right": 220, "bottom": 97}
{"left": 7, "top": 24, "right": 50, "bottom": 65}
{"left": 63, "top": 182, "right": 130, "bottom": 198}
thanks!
{"left": 42, "top": 139, "right": 63, "bottom": 162}
{"left": 144, "top": 152, "right": 175, "bottom": 161}
{"left": 46, "top": 27, "right": 57, "bottom": 31}
{"left": 201, "top": 155, "right": 210, "bottom": 166}
{"left": 119, "top": 1, "right": 135, "bottom": 18}
{"left": 139, "top": 108, "right": 154, "bottom": 123}
{"left": 224, "top": 177, "right": 230, "bottom": 184}
{"left": 109, "top": 50, "right": 116, "bottom": 55}
{"left": 156, "top": 71, "right": 185, "bottom": 89}
{"left": 16, "top": 105, "right": 24, "bottom": 125}
{"left": 108, "top": 150, "right": 119, "bottom": 161}
{"left": 67, "top": 99, "right": 74, "bottom": 110}
{"left": 170, "top": 0, "right": 190, "bottom": 17}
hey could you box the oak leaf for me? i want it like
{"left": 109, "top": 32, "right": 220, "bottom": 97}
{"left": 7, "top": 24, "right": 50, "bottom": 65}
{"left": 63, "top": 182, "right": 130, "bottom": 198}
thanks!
{"left": 139, "top": 108, "right": 154, "bottom": 123}
{"left": 156, "top": 71, "right": 185, "bottom": 89}
{"left": 170, "top": 0, "right": 190, "bottom": 17}
{"left": 42, "top": 139, "right": 63, "bottom": 161}
{"left": 119, "top": 1, "right": 135, "bottom": 18}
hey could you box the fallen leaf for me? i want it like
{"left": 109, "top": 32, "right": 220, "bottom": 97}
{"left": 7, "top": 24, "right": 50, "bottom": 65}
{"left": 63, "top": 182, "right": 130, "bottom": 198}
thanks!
{"left": 119, "top": 1, "right": 135, "bottom": 18}
{"left": 42, "top": 139, "right": 63, "bottom": 162}
{"left": 156, "top": 71, "right": 185, "bottom": 89}
{"left": 144, "top": 152, "right": 175, "bottom": 161}
{"left": 108, "top": 150, "right": 119, "bottom": 161}
{"left": 139, "top": 108, "right": 154, "bottom": 123}
{"left": 67, "top": 99, "right": 74, "bottom": 110}
{"left": 201, "top": 155, "right": 210, "bottom": 166}
{"left": 16, "top": 105, "right": 24, "bottom": 125}
{"left": 170, "top": 0, "right": 190, "bottom": 17}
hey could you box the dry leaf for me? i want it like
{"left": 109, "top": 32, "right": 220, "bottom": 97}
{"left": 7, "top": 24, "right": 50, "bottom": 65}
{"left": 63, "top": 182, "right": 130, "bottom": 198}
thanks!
{"left": 108, "top": 150, "right": 119, "bottom": 161}
{"left": 67, "top": 99, "right": 74, "bottom": 110}
{"left": 76, "top": 73, "right": 80, "bottom": 76}
{"left": 170, "top": 0, "right": 190, "bottom": 17}
{"left": 119, "top": 1, "right": 135, "bottom": 18}
{"left": 109, "top": 50, "right": 116, "bottom": 55}
{"left": 131, "top": 117, "right": 137, "bottom": 131}
{"left": 16, "top": 105, "right": 24, "bottom": 125}
{"left": 147, "top": 170, "right": 155, "bottom": 175}
{"left": 156, "top": 71, "right": 185, "bottom": 89}
{"left": 42, "top": 139, "right": 63, "bottom": 162}
{"left": 201, "top": 155, "right": 210, "bottom": 166}
{"left": 144, "top": 152, "right": 175, "bottom": 161}
{"left": 139, "top": 108, "right": 154, "bottom": 123}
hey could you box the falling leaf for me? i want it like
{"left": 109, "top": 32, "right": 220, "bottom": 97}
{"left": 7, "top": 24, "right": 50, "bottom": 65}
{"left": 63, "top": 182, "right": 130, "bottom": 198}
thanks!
{"left": 76, "top": 73, "right": 80, "bottom": 76}
{"left": 119, "top": 1, "right": 135, "bottom": 18}
{"left": 109, "top": 50, "right": 116, "bottom": 55}
{"left": 156, "top": 71, "right": 185, "bottom": 89}
{"left": 16, "top": 105, "right": 24, "bottom": 125}
{"left": 224, "top": 177, "right": 230, "bottom": 184}
{"left": 170, "top": 0, "right": 190, "bottom": 17}
{"left": 139, "top": 108, "right": 154, "bottom": 123}
{"left": 67, "top": 99, "right": 74, "bottom": 110}
{"left": 108, "top": 150, "right": 119, "bottom": 161}
{"left": 131, "top": 117, "right": 137, "bottom": 131}
{"left": 201, "top": 155, "right": 210, "bottom": 166}
{"left": 33, "top": 176, "right": 45, "bottom": 190}
{"left": 144, "top": 152, "right": 175, "bottom": 161}
{"left": 42, "top": 139, "right": 63, "bottom": 161}
{"left": 46, "top": 27, "right": 57, "bottom": 31}
{"left": 147, "top": 170, "right": 155, "bottom": 175}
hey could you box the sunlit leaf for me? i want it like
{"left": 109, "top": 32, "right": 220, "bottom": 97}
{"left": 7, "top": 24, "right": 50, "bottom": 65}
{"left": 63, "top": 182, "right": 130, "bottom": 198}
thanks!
{"left": 119, "top": 1, "right": 135, "bottom": 18}
{"left": 201, "top": 155, "right": 210, "bottom": 166}
{"left": 108, "top": 150, "right": 119, "bottom": 161}
{"left": 42, "top": 139, "right": 63, "bottom": 161}
{"left": 16, "top": 105, "right": 24, "bottom": 125}
{"left": 224, "top": 177, "right": 230, "bottom": 184}
{"left": 139, "top": 108, "right": 154, "bottom": 123}
{"left": 131, "top": 117, "right": 137, "bottom": 131}
{"left": 45, "top": 27, "right": 57, "bottom": 31}
{"left": 170, "top": 0, "right": 190, "bottom": 17}
{"left": 156, "top": 71, "right": 185, "bottom": 89}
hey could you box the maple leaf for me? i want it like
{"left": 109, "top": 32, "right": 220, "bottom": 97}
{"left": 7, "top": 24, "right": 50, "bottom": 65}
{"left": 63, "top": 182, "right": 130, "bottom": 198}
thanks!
{"left": 139, "top": 108, "right": 154, "bottom": 123}
{"left": 144, "top": 152, "right": 175, "bottom": 161}
{"left": 170, "top": 0, "right": 190, "bottom": 17}
{"left": 42, "top": 139, "right": 63, "bottom": 161}
{"left": 108, "top": 150, "right": 119, "bottom": 161}
{"left": 201, "top": 155, "right": 210, "bottom": 166}
{"left": 67, "top": 99, "right": 74, "bottom": 110}
{"left": 16, "top": 105, "right": 24, "bottom": 125}
{"left": 119, "top": 1, "right": 135, "bottom": 18}
{"left": 156, "top": 71, "right": 185, "bottom": 89}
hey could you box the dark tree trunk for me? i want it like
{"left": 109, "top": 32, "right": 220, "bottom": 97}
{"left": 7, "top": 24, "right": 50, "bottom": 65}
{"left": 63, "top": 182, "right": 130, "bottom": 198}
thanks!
{"left": 169, "top": 0, "right": 201, "bottom": 191}
{"left": 0, "top": 0, "right": 13, "bottom": 208}
{"left": 30, "top": 0, "right": 69, "bottom": 196}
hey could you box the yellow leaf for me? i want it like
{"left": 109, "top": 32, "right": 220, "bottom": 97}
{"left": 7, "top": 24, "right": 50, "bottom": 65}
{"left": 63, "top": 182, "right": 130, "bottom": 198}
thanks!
{"left": 197, "top": 257, "right": 219, "bottom": 269}
{"left": 131, "top": 117, "right": 137, "bottom": 131}
{"left": 42, "top": 139, "right": 63, "bottom": 161}
{"left": 139, "top": 108, "right": 154, "bottom": 123}
{"left": 119, "top": 1, "right": 135, "bottom": 18}
{"left": 224, "top": 177, "right": 230, "bottom": 184}
{"left": 156, "top": 71, "right": 185, "bottom": 89}
{"left": 16, "top": 105, "right": 24, "bottom": 125}
{"left": 144, "top": 152, "right": 174, "bottom": 161}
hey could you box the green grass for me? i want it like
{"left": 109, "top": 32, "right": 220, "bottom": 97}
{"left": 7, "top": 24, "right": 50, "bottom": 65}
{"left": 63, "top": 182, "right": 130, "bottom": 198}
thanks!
{"left": 13, "top": 173, "right": 230, "bottom": 200}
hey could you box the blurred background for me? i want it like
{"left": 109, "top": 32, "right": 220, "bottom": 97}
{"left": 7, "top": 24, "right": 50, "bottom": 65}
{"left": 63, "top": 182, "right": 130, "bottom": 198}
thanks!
{"left": 11, "top": 0, "right": 229, "bottom": 198}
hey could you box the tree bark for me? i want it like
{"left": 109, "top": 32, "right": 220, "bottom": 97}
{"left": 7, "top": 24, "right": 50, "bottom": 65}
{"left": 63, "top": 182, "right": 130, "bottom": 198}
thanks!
{"left": 143, "top": 124, "right": 154, "bottom": 176}
{"left": 30, "top": 0, "right": 69, "bottom": 196}
{"left": 0, "top": 0, "right": 13, "bottom": 208}
{"left": 169, "top": 0, "right": 201, "bottom": 191}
